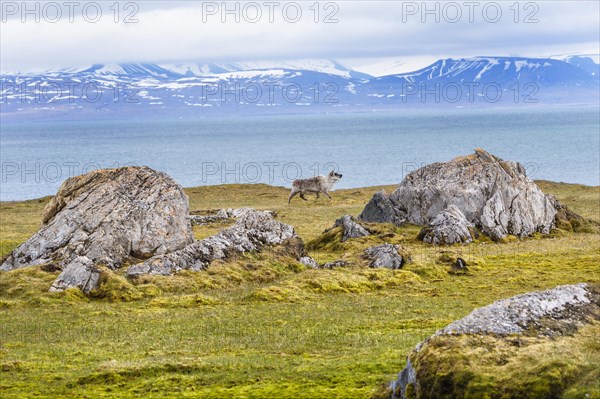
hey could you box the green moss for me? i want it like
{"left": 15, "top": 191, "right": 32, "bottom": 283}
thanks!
{"left": 89, "top": 268, "right": 144, "bottom": 302}
{"left": 148, "top": 294, "right": 219, "bottom": 307}
{"left": 0, "top": 266, "right": 58, "bottom": 299}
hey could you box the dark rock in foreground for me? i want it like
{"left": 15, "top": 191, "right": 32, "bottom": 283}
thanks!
{"left": 391, "top": 283, "right": 600, "bottom": 399}
{"left": 360, "top": 149, "right": 560, "bottom": 241}
{"left": 0, "top": 166, "right": 194, "bottom": 292}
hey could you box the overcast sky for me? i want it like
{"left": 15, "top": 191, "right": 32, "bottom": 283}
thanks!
{"left": 1, "top": 1, "right": 598, "bottom": 72}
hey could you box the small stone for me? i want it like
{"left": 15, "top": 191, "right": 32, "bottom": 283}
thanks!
{"left": 299, "top": 256, "right": 318, "bottom": 268}
{"left": 332, "top": 214, "right": 370, "bottom": 242}
{"left": 363, "top": 244, "right": 406, "bottom": 269}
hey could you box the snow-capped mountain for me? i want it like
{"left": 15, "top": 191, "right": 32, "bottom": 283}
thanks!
{"left": 1, "top": 56, "right": 598, "bottom": 121}
{"left": 376, "top": 57, "right": 594, "bottom": 84}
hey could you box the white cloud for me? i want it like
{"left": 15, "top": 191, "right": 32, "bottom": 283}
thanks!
{"left": 0, "top": 1, "right": 598, "bottom": 72}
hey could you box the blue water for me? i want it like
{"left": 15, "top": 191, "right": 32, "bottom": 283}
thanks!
{"left": 1, "top": 108, "right": 599, "bottom": 201}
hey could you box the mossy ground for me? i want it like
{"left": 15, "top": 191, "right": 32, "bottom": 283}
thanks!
{"left": 0, "top": 181, "right": 599, "bottom": 398}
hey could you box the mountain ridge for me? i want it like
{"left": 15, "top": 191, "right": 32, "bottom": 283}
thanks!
{"left": 1, "top": 56, "right": 598, "bottom": 121}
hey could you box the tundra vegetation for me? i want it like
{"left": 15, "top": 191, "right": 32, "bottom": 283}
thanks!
{"left": 0, "top": 181, "right": 599, "bottom": 398}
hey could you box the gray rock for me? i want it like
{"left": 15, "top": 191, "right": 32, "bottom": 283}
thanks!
{"left": 189, "top": 208, "right": 277, "bottom": 226}
{"left": 189, "top": 214, "right": 224, "bottom": 226}
{"left": 418, "top": 205, "right": 474, "bottom": 245}
{"left": 217, "top": 207, "right": 277, "bottom": 219}
{"left": 0, "top": 166, "right": 194, "bottom": 292}
{"left": 127, "top": 210, "right": 296, "bottom": 276}
{"left": 49, "top": 256, "right": 100, "bottom": 294}
{"left": 321, "top": 259, "right": 349, "bottom": 269}
{"left": 363, "top": 244, "right": 405, "bottom": 269}
{"left": 359, "top": 190, "right": 402, "bottom": 224}
{"left": 441, "top": 283, "right": 592, "bottom": 336}
{"left": 299, "top": 256, "right": 318, "bottom": 268}
{"left": 333, "top": 214, "right": 370, "bottom": 242}
{"left": 360, "top": 149, "right": 558, "bottom": 241}
{"left": 391, "top": 283, "right": 598, "bottom": 398}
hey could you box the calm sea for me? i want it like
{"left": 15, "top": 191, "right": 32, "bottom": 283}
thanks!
{"left": 1, "top": 108, "right": 599, "bottom": 201}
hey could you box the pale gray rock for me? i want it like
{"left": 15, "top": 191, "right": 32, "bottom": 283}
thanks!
{"left": 299, "top": 256, "right": 318, "bottom": 268}
{"left": 440, "top": 283, "right": 592, "bottom": 336}
{"left": 190, "top": 208, "right": 277, "bottom": 226}
{"left": 49, "top": 256, "right": 100, "bottom": 294}
{"left": 333, "top": 214, "right": 370, "bottom": 242}
{"left": 418, "top": 205, "right": 474, "bottom": 245}
{"left": 217, "top": 207, "right": 277, "bottom": 219}
{"left": 361, "top": 149, "right": 557, "bottom": 241}
{"left": 391, "top": 283, "right": 598, "bottom": 399}
{"left": 363, "top": 244, "right": 405, "bottom": 269}
{"left": 189, "top": 214, "right": 223, "bottom": 226}
{"left": 127, "top": 210, "right": 296, "bottom": 276}
{"left": 0, "top": 166, "right": 194, "bottom": 292}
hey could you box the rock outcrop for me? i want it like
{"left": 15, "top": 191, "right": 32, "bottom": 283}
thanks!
{"left": 391, "top": 283, "right": 600, "bottom": 399}
{"left": 127, "top": 210, "right": 296, "bottom": 276}
{"left": 363, "top": 244, "right": 408, "bottom": 269}
{"left": 0, "top": 166, "right": 194, "bottom": 292}
{"left": 417, "top": 205, "right": 474, "bottom": 245}
{"left": 359, "top": 190, "right": 401, "bottom": 225}
{"left": 360, "top": 149, "right": 559, "bottom": 241}
{"left": 189, "top": 207, "right": 277, "bottom": 226}
{"left": 332, "top": 214, "right": 370, "bottom": 242}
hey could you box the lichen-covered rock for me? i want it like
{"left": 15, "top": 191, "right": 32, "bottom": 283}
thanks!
{"left": 417, "top": 205, "right": 474, "bottom": 245}
{"left": 440, "top": 283, "right": 593, "bottom": 336}
{"left": 0, "top": 166, "right": 194, "bottom": 292}
{"left": 333, "top": 214, "right": 370, "bottom": 242}
{"left": 391, "top": 283, "right": 600, "bottom": 399}
{"left": 363, "top": 244, "right": 406, "bottom": 269}
{"left": 217, "top": 207, "right": 277, "bottom": 219}
{"left": 127, "top": 210, "right": 296, "bottom": 276}
{"left": 360, "top": 149, "right": 558, "bottom": 240}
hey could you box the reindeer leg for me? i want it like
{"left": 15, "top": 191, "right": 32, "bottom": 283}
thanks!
{"left": 300, "top": 193, "right": 308, "bottom": 201}
{"left": 288, "top": 189, "right": 299, "bottom": 204}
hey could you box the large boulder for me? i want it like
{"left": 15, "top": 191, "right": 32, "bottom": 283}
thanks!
{"left": 391, "top": 283, "right": 600, "bottom": 399}
{"left": 127, "top": 209, "right": 296, "bottom": 276}
{"left": 360, "top": 149, "right": 558, "bottom": 241}
{"left": 0, "top": 166, "right": 194, "bottom": 291}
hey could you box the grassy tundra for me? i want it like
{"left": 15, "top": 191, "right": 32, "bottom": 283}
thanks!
{"left": 0, "top": 181, "right": 599, "bottom": 398}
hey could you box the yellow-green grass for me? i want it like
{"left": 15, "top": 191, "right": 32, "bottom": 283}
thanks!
{"left": 0, "top": 182, "right": 599, "bottom": 398}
